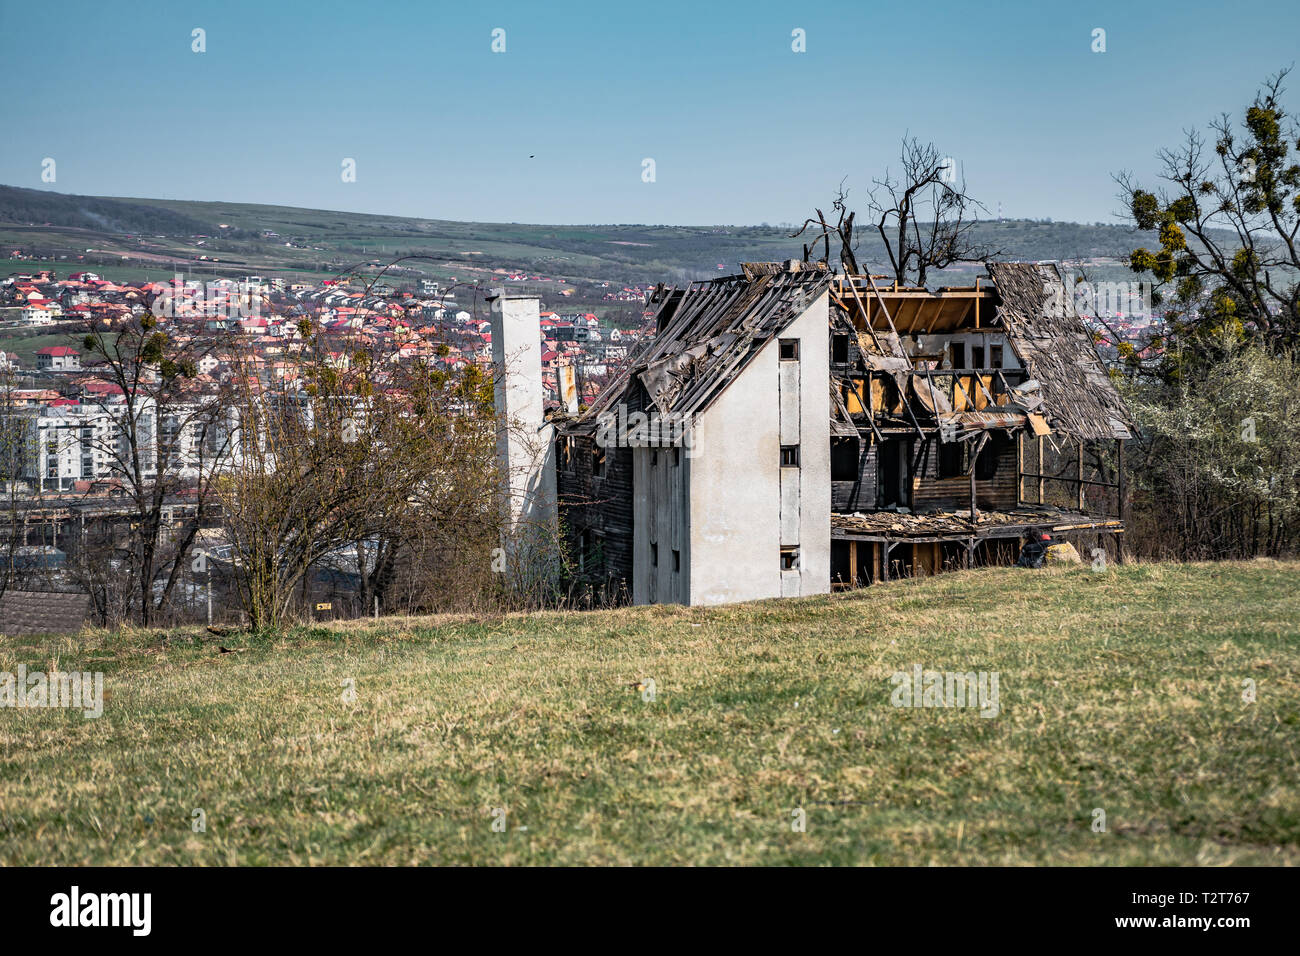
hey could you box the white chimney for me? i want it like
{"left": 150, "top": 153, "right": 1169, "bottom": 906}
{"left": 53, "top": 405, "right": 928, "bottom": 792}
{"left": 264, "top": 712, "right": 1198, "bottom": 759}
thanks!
{"left": 489, "top": 294, "right": 557, "bottom": 558}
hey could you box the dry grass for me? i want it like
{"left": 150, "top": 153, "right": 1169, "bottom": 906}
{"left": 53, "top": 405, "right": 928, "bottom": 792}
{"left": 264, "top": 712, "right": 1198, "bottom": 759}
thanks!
{"left": 1, "top": 560, "right": 1297, "bottom": 865}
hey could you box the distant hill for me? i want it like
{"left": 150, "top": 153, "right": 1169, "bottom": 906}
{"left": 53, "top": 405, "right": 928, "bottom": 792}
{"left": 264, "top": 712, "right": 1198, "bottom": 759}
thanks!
{"left": 0, "top": 185, "right": 213, "bottom": 236}
{"left": 0, "top": 184, "right": 1220, "bottom": 287}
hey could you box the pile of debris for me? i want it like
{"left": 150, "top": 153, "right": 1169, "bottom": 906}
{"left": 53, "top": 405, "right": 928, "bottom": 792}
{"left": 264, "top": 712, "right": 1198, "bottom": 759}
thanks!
{"left": 832, "top": 507, "right": 1114, "bottom": 538}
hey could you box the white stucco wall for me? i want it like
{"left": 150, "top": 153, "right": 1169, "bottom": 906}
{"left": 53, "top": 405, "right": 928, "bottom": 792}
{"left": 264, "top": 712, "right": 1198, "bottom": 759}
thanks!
{"left": 791, "top": 298, "right": 831, "bottom": 596}
{"left": 685, "top": 292, "right": 830, "bottom": 605}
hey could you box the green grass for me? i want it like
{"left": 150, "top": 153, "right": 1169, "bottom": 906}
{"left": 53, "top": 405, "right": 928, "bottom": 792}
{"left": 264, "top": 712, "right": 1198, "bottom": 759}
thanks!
{"left": 0, "top": 327, "right": 83, "bottom": 365}
{"left": 2, "top": 560, "right": 1297, "bottom": 865}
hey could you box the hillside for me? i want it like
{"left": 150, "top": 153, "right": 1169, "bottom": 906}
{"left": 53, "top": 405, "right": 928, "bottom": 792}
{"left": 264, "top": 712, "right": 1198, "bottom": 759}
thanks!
{"left": 2, "top": 560, "right": 1296, "bottom": 865}
{"left": 1, "top": 184, "right": 1188, "bottom": 288}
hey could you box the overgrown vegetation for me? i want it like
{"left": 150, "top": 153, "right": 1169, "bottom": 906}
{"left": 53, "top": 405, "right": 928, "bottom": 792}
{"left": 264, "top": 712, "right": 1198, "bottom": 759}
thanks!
{"left": 217, "top": 324, "right": 505, "bottom": 631}
{"left": 1117, "top": 71, "right": 1300, "bottom": 560}
{"left": 1124, "top": 339, "right": 1300, "bottom": 558}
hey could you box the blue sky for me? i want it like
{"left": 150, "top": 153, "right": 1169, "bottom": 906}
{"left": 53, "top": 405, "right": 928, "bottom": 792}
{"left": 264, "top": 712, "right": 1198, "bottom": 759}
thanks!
{"left": 1, "top": 0, "right": 1296, "bottom": 226}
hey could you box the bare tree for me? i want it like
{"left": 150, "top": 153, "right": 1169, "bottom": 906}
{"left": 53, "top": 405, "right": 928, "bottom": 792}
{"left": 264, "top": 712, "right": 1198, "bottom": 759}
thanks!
{"left": 865, "top": 138, "right": 1000, "bottom": 285}
{"left": 791, "top": 182, "right": 857, "bottom": 272}
{"left": 218, "top": 323, "right": 503, "bottom": 630}
{"left": 359, "top": 355, "right": 502, "bottom": 614}
{"left": 77, "top": 311, "right": 231, "bottom": 626}
{"left": 0, "top": 364, "right": 35, "bottom": 601}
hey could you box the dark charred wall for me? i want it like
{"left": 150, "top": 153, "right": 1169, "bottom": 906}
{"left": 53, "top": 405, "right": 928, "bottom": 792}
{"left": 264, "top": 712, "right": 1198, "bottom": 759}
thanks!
{"left": 831, "top": 438, "right": 878, "bottom": 512}
{"left": 556, "top": 381, "right": 650, "bottom": 599}
{"left": 556, "top": 437, "right": 635, "bottom": 597}
{"left": 911, "top": 433, "right": 1018, "bottom": 512}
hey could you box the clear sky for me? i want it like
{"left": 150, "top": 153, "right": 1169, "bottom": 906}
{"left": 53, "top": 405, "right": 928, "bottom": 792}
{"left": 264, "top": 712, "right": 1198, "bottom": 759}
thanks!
{"left": 1, "top": 0, "right": 1296, "bottom": 226}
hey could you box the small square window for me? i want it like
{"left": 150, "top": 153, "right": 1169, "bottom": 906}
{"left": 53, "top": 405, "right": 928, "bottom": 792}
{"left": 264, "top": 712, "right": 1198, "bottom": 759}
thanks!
{"left": 651, "top": 449, "right": 658, "bottom": 467}
{"left": 672, "top": 549, "right": 681, "bottom": 572}
{"left": 939, "top": 440, "right": 966, "bottom": 479}
{"left": 650, "top": 542, "right": 658, "bottom": 567}
{"left": 672, "top": 447, "right": 680, "bottom": 467}
{"left": 990, "top": 344, "right": 1004, "bottom": 368}
{"left": 831, "top": 437, "right": 858, "bottom": 480}
{"left": 780, "top": 445, "right": 800, "bottom": 468}
{"left": 592, "top": 445, "right": 606, "bottom": 478}
{"left": 780, "top": 547, "right": 799, "bottom": 571}
{"left": 832, "top": 334, "right": 849, "bottom": 363}
{"left": 779, "top": 338, "right": 799, "bottom": 361}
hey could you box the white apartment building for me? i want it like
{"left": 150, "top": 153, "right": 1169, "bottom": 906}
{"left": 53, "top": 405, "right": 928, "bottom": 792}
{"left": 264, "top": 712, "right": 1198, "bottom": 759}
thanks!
{"left": 14, "top": 398, "right": 230, "bottom": 493}
{"left": 16, "top": 404, "right": 119, "bottom": 492}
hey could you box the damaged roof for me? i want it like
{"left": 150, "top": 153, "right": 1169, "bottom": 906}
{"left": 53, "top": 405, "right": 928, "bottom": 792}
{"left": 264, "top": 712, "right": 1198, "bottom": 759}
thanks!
{"left": 578, "top": 268, "right": 831, "bottom": 424}
{"left": 564, "top": 261, "right": 1132, "bottom": 445}
{"left": 987, "top": 262, "right": 1133, "bottom": 440}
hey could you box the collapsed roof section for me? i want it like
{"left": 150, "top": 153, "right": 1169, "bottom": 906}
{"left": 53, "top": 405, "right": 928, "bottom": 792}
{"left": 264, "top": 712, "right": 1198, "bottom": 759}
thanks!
{"left": 830, "top": 263, "right": 1132, "bottom": 442}
{"left": 565, "top": 260, "right": 1132, "bottom": 444}
{"left": 986, "top": 262, "right": 1133, "bottom": 441}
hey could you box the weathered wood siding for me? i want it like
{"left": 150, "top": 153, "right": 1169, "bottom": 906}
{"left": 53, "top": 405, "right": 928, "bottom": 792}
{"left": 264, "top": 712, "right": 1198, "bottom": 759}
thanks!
{"left": 911, "top": 435, "right": 1018, "bottom": 511}
{"left": 556, "top": 436, "right": 634, "bottom": 595}
{"left": 831, "top": 441, "right": 878, "bottom": 512}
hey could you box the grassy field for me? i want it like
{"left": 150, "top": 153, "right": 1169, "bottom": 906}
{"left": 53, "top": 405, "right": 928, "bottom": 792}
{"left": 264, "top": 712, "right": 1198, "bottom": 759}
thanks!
{"left": 0, "top": 326, "right": 82, "bottom": 366}
{"left": 1, "top": 560, "right": 1297, "bottom": 865}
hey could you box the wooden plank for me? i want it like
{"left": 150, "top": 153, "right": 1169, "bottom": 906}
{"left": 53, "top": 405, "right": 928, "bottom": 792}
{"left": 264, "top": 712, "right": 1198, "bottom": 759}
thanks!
{"left": 1017, "top": 432, "right": 1024, "bottom": 504}
{"left": 953, "top": 373, "right": 974, "bottom": 411}
{"left": 840, "top": 275, "right": 888, "bottom": 354}
{"left": 1077, "top": 438, "right": 1086, "bottom": 511}
{"left": 1018, "top": 473, "right": 1122, "bottom": 490}
{"left": 1037, "top": 435, "right": 1045, "bottom": 504}
{"left": 1116, "top": 438, "right": 1126, "bottom": 522}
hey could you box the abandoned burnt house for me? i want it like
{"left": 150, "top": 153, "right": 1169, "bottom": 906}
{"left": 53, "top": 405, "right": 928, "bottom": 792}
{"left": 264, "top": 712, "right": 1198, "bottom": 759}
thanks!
{"left": 491, "top": 259, "right": 1132, "bottom": 607}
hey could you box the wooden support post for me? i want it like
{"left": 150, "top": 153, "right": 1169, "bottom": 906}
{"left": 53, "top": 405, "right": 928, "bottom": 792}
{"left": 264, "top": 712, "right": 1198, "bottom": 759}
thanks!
{"left": 952, "top": 374, "right": 975, "bottom": 411}
{"left": 970, "top": 463, "right": 977, "bottom": 521}
{"left": 849, "top": 539, "right": 858, "bottom": 588}
{"left": 1077, "top": 438, "right": 1085, "bottom": 511}
{"left": 967, "top": 432, "right": 988, "bottom": 522}
{"left": 1116, "top": 438, "right": 1126, "bottom": 522}
{"left": 841, "top": 275, "right": 887, "bottom": 355}
{"left": 1017, "top": 433, "right": 1024, "bottom": 504}
{"left": 882, "top": 541, "right": 891, "bottom": 583}
{"left": 1037, "top": 435, "right": 1046, "bottom": 505}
